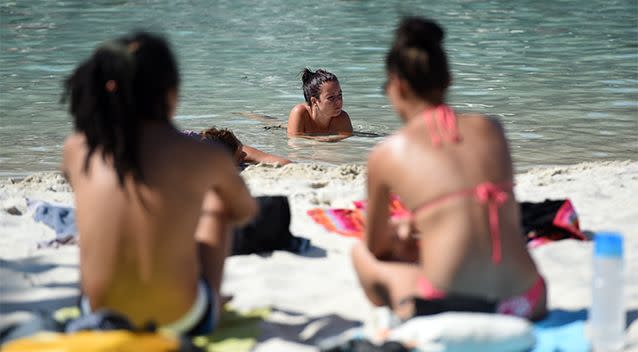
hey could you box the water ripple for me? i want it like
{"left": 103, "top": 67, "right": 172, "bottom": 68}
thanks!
{"left": 1, "top": 0, "right": 636, "bottom": 176}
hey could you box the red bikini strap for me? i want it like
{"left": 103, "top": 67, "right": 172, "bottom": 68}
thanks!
{"left": 435, "top": 105, "right": 461, "bottom": 144}
{"left": 474, "top": 181, "right": 513, "bottom": 264}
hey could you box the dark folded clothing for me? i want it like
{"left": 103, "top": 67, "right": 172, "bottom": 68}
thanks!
{"left": 321, "top": 339, "right": 410, "bottom": 352}
{"left": 232, "top": 196, "right": 311, "bottom": 255}
{"left": 412, "top": 295, "right": 497, "bottom": 317}
{"left": 520, "top": 198, "right": 587, "bottom": 243}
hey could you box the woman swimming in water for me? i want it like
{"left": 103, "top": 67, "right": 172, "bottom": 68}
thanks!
{"left": 61, "top": 32, "right": 257, "bottom": 335}
{"left": 287, "top": 68, "right": 353, "bottom": 142}
{"left": 352, "top": 17, "right": 547, "bottom": 321}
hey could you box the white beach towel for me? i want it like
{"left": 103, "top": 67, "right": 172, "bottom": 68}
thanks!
{"left": 388, "top": 312, "right": 535, "bottom": 352}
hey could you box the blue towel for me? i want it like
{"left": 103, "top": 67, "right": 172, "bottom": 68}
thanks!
{"left": 532, "top": 310, "right": 590, "bottom": 352}
{"left": 27, "top": 199, "right": 78, "bottom": 247}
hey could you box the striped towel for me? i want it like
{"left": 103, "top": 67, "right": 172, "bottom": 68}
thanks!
{"left": 307, "top": 196, "right": 410, "bottom": 239}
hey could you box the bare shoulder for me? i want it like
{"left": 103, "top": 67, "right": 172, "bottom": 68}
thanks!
{"left": 337, "top": 110, "right": 352, "bottom": 124}
{"left": 333, "top": 110, "right": 353, "bottom": 133}
{"left": 368, "top": 132, "right": 402, "bottom": 166}
{"left": 289, "top": 103, "right": 309, "bottom": 118}
{"left": 62, "top": 133, "right": 87, "bottom": 165}
{"left": 63, "top": 133, "right": 85, "bottom": 152}
{"left": 366, "top": 133, "right": 407, "bottom": 190}
{"left": 459, "top": 112, "right": 505, "bottom": 135}
{"left": 287, "top": 103, "right": 309, "bottom": 135}
{"left": 460, "top": 112, "right": 501, "bottom": 125}
{"left": 339, "top": 110, "right": 351, "bottom": 120}
{"left": 61, "top": 133, "right": 87, "bottom": 183}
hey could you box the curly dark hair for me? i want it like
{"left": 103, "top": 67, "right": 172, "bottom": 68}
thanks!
{"left": 62, "top": 31, "right": 180, "bottom": 186}
{"left": 200, "top": 127, "right": 241, "bottom": 154}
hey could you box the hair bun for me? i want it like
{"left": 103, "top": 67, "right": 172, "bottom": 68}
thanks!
{"left": 301, "top": 68, "right": 315, "bottom": 84}
{"left": 385, "top": 16, "right": 451, "bottom": 99}
{"left": 397, "top": 17, "right": 445, "bottom": 49}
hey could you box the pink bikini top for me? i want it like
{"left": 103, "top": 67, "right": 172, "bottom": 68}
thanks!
{"left": 408, "top": 104, "right": 513, "bottom": 264}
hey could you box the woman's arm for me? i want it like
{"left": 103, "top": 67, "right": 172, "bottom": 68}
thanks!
{"left": 365, "top": 145, "right": 394, "bottom": 259}
{"left": 207, "top": 149, "right": 258, "bottom": 226}
{"left": 242, "top": 145, "right": 291, "bottom": 165}
{"left": 333, "top": 111, "right": 354, "bottom": 136}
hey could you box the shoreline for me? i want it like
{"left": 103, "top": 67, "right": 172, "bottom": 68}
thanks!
{"left": 2, "top": 156, "right": 635, "bottom": 182}
{"left": 1, "top": 159, "right": 637, "bottom": 350}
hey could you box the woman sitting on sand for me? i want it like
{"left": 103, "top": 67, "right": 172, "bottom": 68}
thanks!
{"left": 287, "top": 68, "right": 353, "bottom": 142}
{"left": 352, "top": 17, "right": 547, "bottom": 321}
{"left": 189, "top": 127, "right": 291, "bottom": 167}
{"left": 61, "top": 32, "right": 257, "bottom": 335}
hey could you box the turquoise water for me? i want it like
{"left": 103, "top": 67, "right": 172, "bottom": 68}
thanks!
{"left": 1, "top": 0, "right": 636, "bottom": 177}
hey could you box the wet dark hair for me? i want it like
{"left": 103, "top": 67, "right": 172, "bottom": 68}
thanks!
{"left": 62, "top": 32, "right": 179, "bottom": 186}
{"left": 385, "top": 17, "right": 450, "bottom": 102}
{"left": 301, "top": 68, "right": 339, "bottom": 105}
{"left": 200, "top": 127, "right": 241, "bottom": 154}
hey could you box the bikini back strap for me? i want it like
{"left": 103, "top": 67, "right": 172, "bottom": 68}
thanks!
{"left": 408, "top": 180, "right": 513, "bottom": 264}
{"left": 408, "top": 184, "right": 474, "bottom": 222}
{"left": 473, "top": 181, "right": 513, "bottom": 264}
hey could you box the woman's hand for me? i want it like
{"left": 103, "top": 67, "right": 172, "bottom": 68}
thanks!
{"left": 390, "top": 216, "right": 413, "bottom": 240}
{"left": 389, "top": 216, "right": 420, "bottom": 262}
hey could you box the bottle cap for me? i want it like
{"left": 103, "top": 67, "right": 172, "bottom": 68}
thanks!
{"left": 594, "top": 232, "right": 623, "bottom": 258}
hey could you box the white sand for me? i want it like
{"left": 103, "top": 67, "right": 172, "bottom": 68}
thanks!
{"left": 1, "top": 160, "right": 636, "bottom": 351}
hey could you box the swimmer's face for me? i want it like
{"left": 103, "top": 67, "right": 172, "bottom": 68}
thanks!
{"left": 315, "top": 81, "right": 343, "bottom": 117}
{"left": 234, "top": 142, "right": 247, "bottom": 164}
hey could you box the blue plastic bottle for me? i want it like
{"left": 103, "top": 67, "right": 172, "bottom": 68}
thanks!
{"left": 590, "top": 232, "right": 625, "bottom": 351}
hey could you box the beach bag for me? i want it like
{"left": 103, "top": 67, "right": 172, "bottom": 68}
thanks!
{"left": 232, "top": 196, "right": 308, "bottom": 255}
{"left": 520, "top": 198, "right": 587, "bottom": 245}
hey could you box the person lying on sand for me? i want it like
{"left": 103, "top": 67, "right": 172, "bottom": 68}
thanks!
{"left": 196, "top": 127, "right": 292, "bottom": 167}
{"left": 287, "top": 68, "right": 353, "bottom": 142}
{"left": 61, "top": 32, "right": 257, "bottom": 336}
{"left": 352, "top": 17, "right": 547, "bottom": 321}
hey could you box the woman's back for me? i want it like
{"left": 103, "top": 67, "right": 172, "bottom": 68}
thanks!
{"left": 378, "top": 111, "right": 537, "bottom": 300}
{"left": 64, "top": 124, "right": 238, "bottom": 326}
